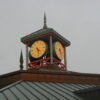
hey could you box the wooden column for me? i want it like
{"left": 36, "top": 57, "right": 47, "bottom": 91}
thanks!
{"left": 64, "top": 47, "right": 67, "bottom": 70}
{"left": 26, "top": 45, "right": 28, "bottom": 70}
{"left": 50, "top": 36, "right": 53, "bottom": 64}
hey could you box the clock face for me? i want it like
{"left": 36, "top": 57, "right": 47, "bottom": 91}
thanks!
{"left": 30, "top": 40, "right": 47, "bottom": 59}
{"left": 54, "top": 41, "right": 64, "bottom": 60}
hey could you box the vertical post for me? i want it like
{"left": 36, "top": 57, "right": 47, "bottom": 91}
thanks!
{"left": 50, "top": 36, "right": 53, "bottom": 64}
{"left": 26, "top": 45, "right": 28, "bottom": 70}
{"left": 64, "top": 47, "right": 67, "bottom": 70}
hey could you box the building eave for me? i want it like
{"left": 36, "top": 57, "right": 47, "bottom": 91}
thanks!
{"left": 1, "top": 70, "right": 100, "bottom": 88}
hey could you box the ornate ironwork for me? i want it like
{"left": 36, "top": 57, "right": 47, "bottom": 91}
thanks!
{"left": 28, "top": 57, "right": 65, "bottom": 70}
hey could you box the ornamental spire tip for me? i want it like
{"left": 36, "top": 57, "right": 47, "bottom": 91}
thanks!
{"left": 43, "top": 13, "right": 48, "bottom": 29}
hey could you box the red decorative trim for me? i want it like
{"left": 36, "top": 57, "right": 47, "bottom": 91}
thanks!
{"left": 22, "top": 33, "right": 51, "bottom": 42}
{"left": 29, "top": 57, "right": 50, "bottom": 64}
{"left": 28, "top": 57, "right": 65, "bottom": 70}
{"left": 21, "top": 32, "right": 69, "bottom": 46}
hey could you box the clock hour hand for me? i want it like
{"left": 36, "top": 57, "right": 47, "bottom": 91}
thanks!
{"left": 59, "top": 48, "right": 62, "bottom": 55}
{"left": 36, "top": 47, "right": 40, "bottom": 53}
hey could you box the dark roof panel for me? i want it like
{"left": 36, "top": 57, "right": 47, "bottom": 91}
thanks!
{"left": 1, "top": 81, "right": 100, "bottom": 100}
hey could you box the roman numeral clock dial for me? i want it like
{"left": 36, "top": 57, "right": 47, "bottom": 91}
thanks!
{"left": 30, "top": 40, "right": 47, "bottom": 59}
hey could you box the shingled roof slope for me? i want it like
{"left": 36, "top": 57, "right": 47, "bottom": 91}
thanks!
{"left": 1, "top": 81, "right": 100, "bottom": 100}
{"left": 0, "top": 70, "right": 100, "bottom": 100}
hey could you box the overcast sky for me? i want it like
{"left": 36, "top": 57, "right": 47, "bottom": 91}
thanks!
{"left": 0, "top": 0, "right": 100, "bottom": 75}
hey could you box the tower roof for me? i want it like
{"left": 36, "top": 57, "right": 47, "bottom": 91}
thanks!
{"left": 21, "top": 15, "right": 71, "bottom": 46}
{"left": 21, "top": 28, "right": 71, "bottom": 46}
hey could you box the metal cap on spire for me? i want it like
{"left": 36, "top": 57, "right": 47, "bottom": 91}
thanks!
{"left": 43, "top": 13, "right": 48, "bottom": 29}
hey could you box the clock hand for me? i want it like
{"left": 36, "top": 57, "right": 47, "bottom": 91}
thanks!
{"left": 59, "top": 48, "right": 62, "bottom": 55}
{"left": 36, "top": 47, "right": 40, "bottom": 53}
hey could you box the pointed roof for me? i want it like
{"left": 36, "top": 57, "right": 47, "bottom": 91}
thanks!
{"left": 21, "top": 15, "right": 71, "bottom": 46}
{"left": 21, "top": 28, "right": 71, "bottom": 46}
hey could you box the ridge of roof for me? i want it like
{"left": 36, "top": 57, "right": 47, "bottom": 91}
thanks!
{"left": 0, "top": 81, "right": 22, "bottom": 91}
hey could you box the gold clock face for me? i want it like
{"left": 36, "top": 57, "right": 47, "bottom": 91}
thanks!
{"left": 30, "top": 40, "right": 47, "bottom": 58}
{"left": 54, "top": 41, "right": 64, "bottom": 60}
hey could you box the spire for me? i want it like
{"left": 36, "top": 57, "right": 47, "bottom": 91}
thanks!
{"left": 19, "top": 49, "right": 23, "bottom": 70}
{"left": 43, "top": 13, "right": 48, "bottom": 29}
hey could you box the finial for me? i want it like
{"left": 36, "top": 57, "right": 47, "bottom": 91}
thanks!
{"left": 19, "top": 49, "right": 23, "bottom": 70}
{"left": 43, "top": 13, "right": 48, "bottom": 29}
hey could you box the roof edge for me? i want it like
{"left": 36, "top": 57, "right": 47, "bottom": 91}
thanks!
{"left": 1, "top": 70, "right": 100, "bottom": 87}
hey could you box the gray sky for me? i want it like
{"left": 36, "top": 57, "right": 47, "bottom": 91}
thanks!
{"left": 0, "top": 0, "right": 100, "bottom": 75}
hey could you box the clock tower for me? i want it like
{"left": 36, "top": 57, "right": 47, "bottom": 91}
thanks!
{"left": 21, "top": 14, "right": 70, "bottom": 71}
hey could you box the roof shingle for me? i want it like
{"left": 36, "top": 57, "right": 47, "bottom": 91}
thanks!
{"left": 0, "top": 81, "right": 100, "bottom": 100}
